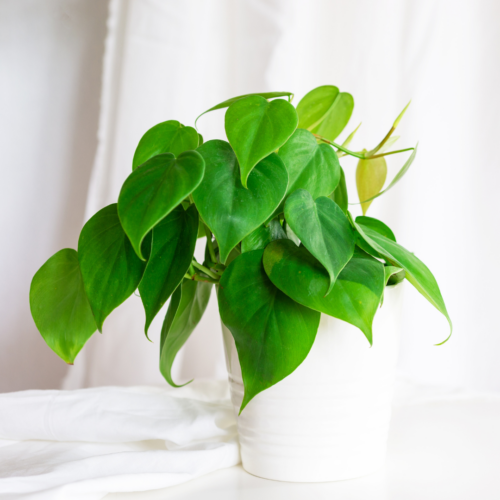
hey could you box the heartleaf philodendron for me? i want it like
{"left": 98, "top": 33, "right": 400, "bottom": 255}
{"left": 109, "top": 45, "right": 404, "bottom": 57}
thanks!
{"left": 284, "top": 190, "right": 355, "bottom": 295}
{"left": 118, "top": 151, "right": 205, "bottom": 260}
{"left": 218, "top": 250, "right": 320, "bottom": 412}
{"left": 139, "top": 204, "right": 198, "bottom": 336}
{"left": 30, "top": 249, "right": 97, "bottom": 363}
{"left": 297, "top": 85, "right": 354, "bottom": 141}
{"left": 31, "top": 85, "right": 451, "bottom": 408}
{"left": 354, "top": 219, "right": 452, "bottom": 342}
{"left": 263, "top": 240, "right": 385, "bottom": 344}
{"left": 160, "top": 278, "right": 212, "bottom": 387}
{"left": 132, "top": 120, "right": 199, "bottom": 170}
{"left": 225, "top": 95, "right": 298, "bottom": 187}
{"left": 193, "top": 140, "right": 288, "bottom": 263}
{"left": 277, "top": 128, "right": 340, "bottom": 201}
{"left": 78, "top": 204, "right": 147, "bottom": 331}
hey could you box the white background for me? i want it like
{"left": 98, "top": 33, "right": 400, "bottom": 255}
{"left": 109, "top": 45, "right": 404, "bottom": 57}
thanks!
{"left": 1, "top": 0, "right": 499, "bottom": 392}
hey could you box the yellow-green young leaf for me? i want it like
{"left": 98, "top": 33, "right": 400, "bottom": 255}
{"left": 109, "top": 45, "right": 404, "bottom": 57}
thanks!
{"left": 297, "top": 85, "right": 354, "bottom": 141}
{"left": 30, "top": 249, "right": 97, "bottom": 364}
{"left": 356, "top": 156, "right": 387, "bottom": 215}
{"left": 132, "top": 121, "right": 199, "bottom": 170}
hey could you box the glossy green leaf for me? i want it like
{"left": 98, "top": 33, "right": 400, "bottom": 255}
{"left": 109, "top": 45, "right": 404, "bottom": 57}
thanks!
{"left": 30, "top": 249, "right": 97, "bottom": 364}
{"left": 277, "top": 128, "right": 340, "bottom": 202}
{"left": 356, "top": 216, "right": 396, "bottom": 241}
{"left": 263, "top": 240, "right": 385, "bottom": 344}
{"left": 357, "top": 145, "right": 418, "bottom": 206}
{"left": 193, "top": 140, "right": 288, "bottom": 263}
{"left": 284, "top": 190, "right": 355, "bottom": 295}
{"left": 132, "top": 121, "right": 199, "bottom": 170}
{"left": 118, "top": 151, "right": 205, "bottom": 260}
{"left": 160, "top": 278, "right": 212, "bottom": 387}
{"left": 241, "top": 219, "right": 287, "bottom": 253}
{"left": 330, "top": 166, "right": 348, "bottom": 214}
{"left": 218, "top": 250, "right": 320, "bottom": 412}
{"left": 356, "top": 155, "right": 387, "bottom": 215}
{"left": 297, "top": 85, "right": 354, "bottom": 141}
{"left": 78, "top": 204, "right": 146, "bottom": 331}
{"left": 354, "top": 220, "right": 452, "bottom": 342}
{"left": 225, "top": 96, "right": 298, "bottom": 187}
{"left": 139, "top": 205, "right": 198, "bottom": 336}
{"left": 196, "top": 91, "right": 293, "bottom": 126}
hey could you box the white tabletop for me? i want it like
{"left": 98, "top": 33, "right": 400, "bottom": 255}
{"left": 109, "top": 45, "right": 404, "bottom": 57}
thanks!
{"left": 106, "top": 388, "right": 500, "bottom": 500}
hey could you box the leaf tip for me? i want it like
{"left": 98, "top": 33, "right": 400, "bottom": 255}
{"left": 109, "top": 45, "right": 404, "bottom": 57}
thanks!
{"left": 393, "top": 100, "right": 411, "bottom": 128}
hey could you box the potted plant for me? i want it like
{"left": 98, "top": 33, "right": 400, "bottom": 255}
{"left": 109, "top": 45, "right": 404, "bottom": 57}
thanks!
{"left": 30, "top": 86, "right": 451, "bottom": 482}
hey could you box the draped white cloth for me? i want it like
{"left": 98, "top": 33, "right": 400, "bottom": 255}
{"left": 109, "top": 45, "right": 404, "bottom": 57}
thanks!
{"left": 2, "top": 0, "right": 500, "bottom": 392}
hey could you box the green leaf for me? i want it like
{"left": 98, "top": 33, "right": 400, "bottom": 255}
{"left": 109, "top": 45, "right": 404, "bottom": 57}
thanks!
{"left": 78, "top": 204, "right": 146, "bottom": 331}
{"left": 118, "top": 151, "right": 205, "bottom": 260}
{"left": 193, "top": 140, "right": 288, "bottom": 263}
{"left": 277, "top": 128, "right": 340, "bottom": 202}
{"left": 356, "top": 155, "right": 387, "bottom": 215}
{"left": 330, "top": 166, "right": 348, "bottom": 214}
{"left": 218, "top": 250, "right": 320, "bottom": 413}
{"left": 139, "top": 205, "right": 198, "bottom": 336}
{"left": 263, "top": 240, "right": 385, "bottom": 344}
{"left": 354, "top": 219, "right": 452, "bottom": 342}
{"left": 132, "top": 121, "right": 199, "bottom": 170}
{"left": 356, "top": 215, "right": 396, "bottom": 241}
{"left": 30, "top": 249, "right": 97, "bottom": 364}
{"left": 241, "top": 218, "right": 287, "bottom": 253}
{"left": 385, "top": 266, "right": 405, "bottom": 286}
{"left": 196, "top": 91, "right": 293, "bottom": 126}
{"left": 284, "top": 190, "right": 355, "bottom": 295}
{"left": 160, "top": 278, "right": 212, "bottom": 387}
{"left": 357, "top": 145, "right": 418, "bottom": 206}
{"left": 225, "top": 96, "right": 298, "bottom": 187}
{"left": 297, "top": 85, "right": 354, "bottom": 141}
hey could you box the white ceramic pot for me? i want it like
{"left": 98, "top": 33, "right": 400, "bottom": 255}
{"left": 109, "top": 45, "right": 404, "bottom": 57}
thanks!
{"left": 221, "top": 283, "right": 403, "bottom": 483}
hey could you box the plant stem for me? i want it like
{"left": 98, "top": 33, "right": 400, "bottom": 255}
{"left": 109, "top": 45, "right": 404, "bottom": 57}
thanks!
{"left": 191, "top": 274, "right": 219, "bottom": 284}
{"left": 191, "top": 260, "right": 220, "bottom": 280}
{"left": 313, "top": 133, "right": 366, "bottom": 159}
{"left": 203, "top": 224, "right": 217, "bottom": 263}
{"left": 365, "top": 126, "right": 395, "bottom": 157}
{"left": 368, "top": 147, "right": 415, "bottom": 159}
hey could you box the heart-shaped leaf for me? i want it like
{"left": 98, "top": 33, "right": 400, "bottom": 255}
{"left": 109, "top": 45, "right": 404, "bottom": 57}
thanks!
{"left": 160, "top": 278, "right": 212, "bottom": 387}
{"left": 297, "top": 85, "right": 354, "bottom": 141}
{"left": 118, "top": 151, "right": 205, "bottom": 260}
{"left": 132, "top": 120, "right": 199, "bottom": 170}
{"left": 218, "top": 250, "right": 320, "bottom": 413}
{"left": 196, "top": 92, "right": 293, "bottom": 126}
{"left": 241, "top": 219, "right": 287, "bottom": 253}
{"left": 78, "top": 204, "right": 146, "bottom": 331}
{"left": 355, "top": 145, "right": 418, "bottom": 208}
{"left": 277, "top": 128, "right": 340, "bottom": 202}
{"left": 330, "top": 166, "right": 348, "bottom": 214}
{"left": 193, "top": 140, "right": 288, "bottom": 263}
{"left": 356, "top": 156, "right": 387, "bottom": 215}
{"left": 354, "top": 219, "right": 452, "bottom": 343}
{"left": 30, "top": 249, "right": 97, "bottom": 363}
{"left": 284, "top": 190, "right": 356, "bottom": 295}
{"left": 225, "top": 96, "right": 298, "bottom": 187}
{"left": 263, "top": 240, "right": 385, "bottom": 344}
{"left": 139, "top": 204, "right": 198, "bottom": 336}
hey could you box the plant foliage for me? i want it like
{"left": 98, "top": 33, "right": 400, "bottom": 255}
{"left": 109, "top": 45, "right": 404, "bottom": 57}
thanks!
{"left": 30, "top": 86, "right": 451, "bottom": 410}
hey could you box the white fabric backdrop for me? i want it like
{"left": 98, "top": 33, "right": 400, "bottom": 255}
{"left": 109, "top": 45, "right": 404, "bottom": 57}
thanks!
{"left": 2, "top": 0, "right": 500, "bottom": 392}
